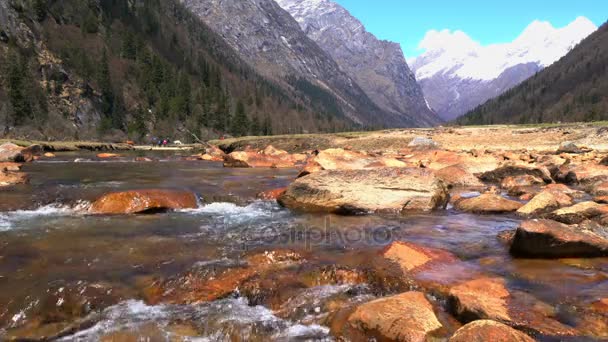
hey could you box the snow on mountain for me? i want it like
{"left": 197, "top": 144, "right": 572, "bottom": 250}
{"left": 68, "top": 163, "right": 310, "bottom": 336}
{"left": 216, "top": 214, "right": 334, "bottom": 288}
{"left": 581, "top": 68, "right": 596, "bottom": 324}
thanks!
{"left": 410, "top": 16, "right": 597, "bottom": 120}
{"left": 276, "top": 0, "right": 442, "bottom": 127}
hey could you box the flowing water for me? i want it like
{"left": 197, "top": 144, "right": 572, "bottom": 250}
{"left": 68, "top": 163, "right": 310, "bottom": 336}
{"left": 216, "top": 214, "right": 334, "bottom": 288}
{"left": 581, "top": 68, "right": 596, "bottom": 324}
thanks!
{"left": 0, "top": 152, "right": 606, "bottom": 341}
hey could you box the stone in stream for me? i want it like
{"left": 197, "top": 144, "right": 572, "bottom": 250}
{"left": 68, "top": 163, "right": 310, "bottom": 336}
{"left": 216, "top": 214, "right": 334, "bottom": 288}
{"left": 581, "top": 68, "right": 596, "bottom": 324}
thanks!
{"left": 0, "top": 169, "right": 28, "bottom": 186}
{"left": 449, "top": 320, "right": 535, "bottom": 342}
{"left": 96, "top": 153, "right": 121, "bottom": 159}
{"left": 435, "top": 165, "right": 484, "bottom": 188}
{"left": 453, "top": 193, "right": 523, "bottom": 214}
{"left": 500, "top": 175, "right": 545, "bottom": 195}
{"left": 448, "top": 277, "right": 575, "bottom": 337}
{"left": 298, "top": 148, "right": 408, "bottom": 177}
{"left": 256, "top": 187, "right": 287, "bottom": 200}
{"left": 479, "top": 164, "right": 553, "bottom": 184}
{"left": 517, "top": 189, "right": 574, "bottom": 216}
{"left": 223, "top": 145, "right": 305, "bottom": 168}
{"left": 0, "top": 162, "right": 22, "bottom": 171}
{"left": 554, "top": 163, "right": 608, "bottom": 184}
{"left": 509, "top": 219, "right": 608, "bottom": 258}
{"left": 546, "top": 201, "right": 608, "bottom": 224}
{"left": 345, "top": 292, "right": 444, "bottom": 341}
{"left": 278, "top": 168, "right": 449, "bottom": 215}
{"left": 89, "top": 189, "right": 198, "bottom": 214}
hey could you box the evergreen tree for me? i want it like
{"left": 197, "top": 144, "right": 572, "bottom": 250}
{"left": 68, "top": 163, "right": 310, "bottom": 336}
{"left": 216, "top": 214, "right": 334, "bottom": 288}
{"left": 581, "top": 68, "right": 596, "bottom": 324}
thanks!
{"left": 262, "top": 115, "right": 272, "bottom": 136}
{"left": 5, "top": 49, "right": 32, "bottom": 126}
{"left": 230, "top": 100, "right": 249, "bottom": 136}
{"left": 32, "top": 0, "right": 47, "bottom": 22}
{"left": 250, "top": 114, "right": 260, "bottom": 136}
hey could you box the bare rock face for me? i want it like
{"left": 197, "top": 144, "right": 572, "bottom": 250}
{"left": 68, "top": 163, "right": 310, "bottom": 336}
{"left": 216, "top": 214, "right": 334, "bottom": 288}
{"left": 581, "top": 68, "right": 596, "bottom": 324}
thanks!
{"left": 510, "top": 219, "right": 608, "bottom": 258}
{"left": 90, "top": 189, "right": 199, "bottom": 214}
{"left": 449, "top": 320, "right": 535, "bottom": 342}
{"left": 346, "top": 292, "right": 444, "bottom": 341}
{"left": 276, "top": 0, "right": 441, "bottom": 127}
{"left": 448, "top": 277, "right": 574, "bottom": 336}
{"left": 279, "top": 168, "right": 449, "bottom": 214}
{"left": 180, "top": 0, "right": 397, "bottom": 126}
{"left": 454, "top": 194, "right": 523, "bottom": 214}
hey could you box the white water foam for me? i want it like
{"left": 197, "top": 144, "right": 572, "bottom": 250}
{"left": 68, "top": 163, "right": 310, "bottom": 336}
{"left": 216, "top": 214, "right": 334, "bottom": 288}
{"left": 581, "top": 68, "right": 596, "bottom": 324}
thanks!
{"left": 59, "top": 298, "right": 332, "bottom": 341}
{"left": 0, "top": 201, "right": 90, "bottom": 231}
{"left": 180, "top": 201, "right": 289, "bottom": 225}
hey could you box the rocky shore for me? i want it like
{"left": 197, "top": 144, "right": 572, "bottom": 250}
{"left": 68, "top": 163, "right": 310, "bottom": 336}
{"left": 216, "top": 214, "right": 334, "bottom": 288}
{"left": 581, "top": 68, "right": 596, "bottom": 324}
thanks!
{"left": 1, "top": 124, "right": 608, "bottom": 340}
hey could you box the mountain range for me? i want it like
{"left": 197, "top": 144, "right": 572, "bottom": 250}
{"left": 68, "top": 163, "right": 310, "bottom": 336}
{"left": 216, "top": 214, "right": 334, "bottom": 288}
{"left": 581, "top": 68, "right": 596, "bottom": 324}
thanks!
{"left": 411, "top": 17, "right": 598, "bottom": 120}
{"left": 457, "top": 21, "right": 608, "bottom": 125}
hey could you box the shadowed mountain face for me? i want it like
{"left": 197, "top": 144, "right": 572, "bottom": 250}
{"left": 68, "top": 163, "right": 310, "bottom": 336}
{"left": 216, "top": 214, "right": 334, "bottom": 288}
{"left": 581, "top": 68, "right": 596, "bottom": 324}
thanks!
{"left": 458, "top": 22, "right": 608, "bottom": 125}
{"left": 275, "top": 0, "right": 442, "bottom": 127}
{"left": 180, "top": 0, "right": 436, "bottom": 128}
{"left": 411, "top": 17, "right": 597, "bottom": 121}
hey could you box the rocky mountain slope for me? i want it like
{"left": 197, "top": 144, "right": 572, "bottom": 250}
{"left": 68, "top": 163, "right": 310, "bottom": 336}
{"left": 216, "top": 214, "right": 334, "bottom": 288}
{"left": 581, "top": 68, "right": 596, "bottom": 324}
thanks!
{"left": 457, "top": 21, "right": 608, "bottom": 125}
{"left": 0, "top": 0, "right": 371, "bottom": 141}
{"left": 275, "top": 0, "right": 441, "bottom": 127}
{"left": 180, "top": 0, "right": 429, "bottom": 128}
{"left": 411, "top": 17, "right": 597, "bottom": 121}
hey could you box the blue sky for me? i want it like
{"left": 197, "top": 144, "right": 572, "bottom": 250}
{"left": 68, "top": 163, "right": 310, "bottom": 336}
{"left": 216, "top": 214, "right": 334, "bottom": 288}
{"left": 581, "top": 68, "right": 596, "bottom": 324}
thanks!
{"left": 332, "top": 0, "right": 607, "bottom": 58}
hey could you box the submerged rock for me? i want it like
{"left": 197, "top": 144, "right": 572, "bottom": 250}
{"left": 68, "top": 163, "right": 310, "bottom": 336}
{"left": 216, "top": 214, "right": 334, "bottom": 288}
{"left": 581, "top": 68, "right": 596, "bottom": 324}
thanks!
{"left": 448, "top": 277, "right": 574, "bottom": 336}
{"left": 279, "top": 168, "right": 449, "bottom": 214}
{"left": 346, "top": 291, "right": 444, "bottom": 341}
{"left": 454, "top": 194, "right": 522, "bottom": 214}
{"left": 449, "top": 320, "right": 534, "bottom": 342}
{"left": 89, "top": 189, "right": 198, "bottom": 214}
{"left": 510, "top": 219, "right": 608, "bottom": 258}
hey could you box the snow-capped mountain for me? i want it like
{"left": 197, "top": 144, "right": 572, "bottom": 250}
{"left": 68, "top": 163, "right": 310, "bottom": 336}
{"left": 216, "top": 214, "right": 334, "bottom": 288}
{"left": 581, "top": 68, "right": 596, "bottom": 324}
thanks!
{"left": 410, "top": 17, "right": 598, "bottom": 120}
{"left": 276, "top": 0, "right": 442, "bottom": 127}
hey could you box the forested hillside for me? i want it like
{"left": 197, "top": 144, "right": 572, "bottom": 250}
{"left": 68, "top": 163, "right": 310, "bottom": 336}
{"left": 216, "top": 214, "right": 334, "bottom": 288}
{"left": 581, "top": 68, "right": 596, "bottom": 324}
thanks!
{"left": 0, "top": 0, "right": 358, "bottom": 142}
{"left": 457, "top": 21, "right": 608, "bottom": 125}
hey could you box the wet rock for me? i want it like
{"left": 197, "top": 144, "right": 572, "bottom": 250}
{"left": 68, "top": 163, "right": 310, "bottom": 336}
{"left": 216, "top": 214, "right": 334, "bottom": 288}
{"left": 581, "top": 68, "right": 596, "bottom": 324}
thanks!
{"left": 0, "top": 162, "right": 22, "bottom": 171}
{"left": 206, "top": 145, "right": 226, "bottom": 161}
{"left": 89, "top": 189, "right": 198, "bottom": 214}
{"left": 382, "top": 241, "right": 459, "bottom": 275}
{"left": 346, "top": 291, "right": 444, "bottom": 341}
{"left": 510, "top": 219, "right": 608, "bottom": 258}
{"left": 0, "top": 170, "right": 28, "bottom": 186}
{"left": 547, "top": 201, "right": 608, "bottom": 224}
{"left": 257, "top": 187, "right": 288, "bottom": 201}
{"left": 0, "top": 142, "right": 24, "bottom": 162}
{"left": 408, "top": 136, "right": 439, "bottom": 150}
{"left": 479, "top": 164, "right": 552, "bottom": 184}
{"left": 517, "top": 189, "right": 573, "bottom": 216}
{"left": 148, "top": 250, "right": 303, "bottom": 304}
{"left": 43, "top": 152, "right": 56, "bottom": 158}
{"left": 134, "top": 157, "right": 153, "bottom": 162}
{"left": 454, "top": 194, "right": 522, "bottom": 214}
{"left": 435, "top": 165, "right": 484, "bottom": 188}
{"left": 96, "top": 153, "right": 121, "bottom": 158}
{"left": 21, "top": 144, "right": 43, "bottom": 162}
{"left": 449, "top": 320, "right": 534, "bottom": 342}
{"left": 448, "top": 277, "right": 574, "bottom": 336}
{"left": 224, "top": 146, "right": 303, "bottom": 168}
{"left": 279, "top": 168, "right": 449, "bottom": 214}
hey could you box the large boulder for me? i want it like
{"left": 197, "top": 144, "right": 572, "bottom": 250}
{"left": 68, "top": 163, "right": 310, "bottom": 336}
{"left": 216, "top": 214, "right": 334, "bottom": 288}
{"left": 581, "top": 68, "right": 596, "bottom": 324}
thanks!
{"left": 0, "top": 143, "right": 24, "bottom": 162}
{"left": 479, "top": 164, "right": 552, "bottom": 184}
{"left": 278, "top": 168, "right": 449, "bottom": 214}
{"left": 90, "top": 189, "right": 198, "bottom": 214}
{"left": 449, "top": 320, "right": 534, "bottom": 342}
{"left": 547, "top": 201, "right": 608, "bottom": 224}
{"left": 510, "top": 219, "right": 608, "bottom": 258}
{"left": 346, "top": 292, "right": 444, "bottom": 341}
{"left": 299, "top": 148, "right": 407, "bottom": 176}
{"left": 448, "top": 277, "right": 574, "bottom": 336}
{"left": 454, "top": 194, "right": 522, "bottom": 214}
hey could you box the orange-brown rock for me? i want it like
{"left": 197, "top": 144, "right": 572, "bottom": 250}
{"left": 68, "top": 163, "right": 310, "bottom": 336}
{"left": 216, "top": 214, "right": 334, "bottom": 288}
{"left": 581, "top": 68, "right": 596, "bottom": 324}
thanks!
{"left": 435, "top": 165, "right": 484, "bottom": 188}
{"left": 279, "top": 168, "right": 449, "bottom": 214}
{"left": 223, "top": 146, "right": 303, "bottom": 168}
{"left": 555, "top": 163, "right": 608, "bottom": 184}
{"left": 510, "top": 219, "right": 608, "bottom": 258}
{"left": 134, "top": 157, "right": 153, "bottom": 162}
{"left": 96, "top": 153, "right": 121, "bottom": 159}
{"left": 547, "top": 201, "right": 608, "bottom": 224}
{"left": 449, "top": 320, "right": 534, "bottom": 342}
{"left": 454, "top": 194, "right": 523, "bottom": 214}
{"left": 299, "top": 148, "right": 408, "bottom": 177}
{"left": 0, "top": 162, "right": 22, "bottom": 172}
{"left": 0, "top": 170, "right": 29, "bottom": 186}
{"left": 448, "top": 277, "right": 574, "bottom": 336}
{"left": 0, "top": 142, "right": 24, "bottom": 162}
{"left": 517, "top": 189, "right": 573, "bottom": 216}
{"left": 479, "top": 164, "right": 552, "bottom": 184}
{"left": 90, "top": 189, "right": 198, "bottom": 214}
{"left": 256, "top": 187, "right": 287, "bottom": 200}
{"left": 591, "top": 181, "right": 608, "bottom": 197}
{"left": 595, "top": 196, "right": 608, "bottom": 204}
{"left": 346, "top": 292, "right": 444, "bottom": 341}
{"left": 43, "top": 152, "right": 56, "bottom": 158}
